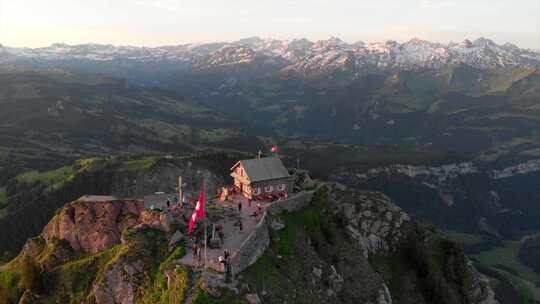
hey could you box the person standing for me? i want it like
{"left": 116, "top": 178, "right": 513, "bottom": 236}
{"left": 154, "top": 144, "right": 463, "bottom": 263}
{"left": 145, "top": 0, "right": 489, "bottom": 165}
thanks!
{"left": 225, "top": 260, "right": 232, "bottom": 283}
{"left": 197, "top": 244, "right": 202, "bottom": 267}
{"left": 192, "top": 241, "right": 198, "bottom": 263}
{"left": 217, "top": 225, "right": 224, "bottom": 244}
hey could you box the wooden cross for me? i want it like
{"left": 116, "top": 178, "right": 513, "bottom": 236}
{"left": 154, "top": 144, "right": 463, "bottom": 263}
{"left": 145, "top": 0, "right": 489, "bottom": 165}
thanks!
{"left": 176, "top": 176, "right": 187, "bottom": 204}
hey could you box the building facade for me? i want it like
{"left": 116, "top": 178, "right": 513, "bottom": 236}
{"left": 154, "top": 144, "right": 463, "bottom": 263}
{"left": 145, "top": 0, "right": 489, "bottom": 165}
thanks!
{"left": 230, "top": 157, "right": 293, "bottom": 199}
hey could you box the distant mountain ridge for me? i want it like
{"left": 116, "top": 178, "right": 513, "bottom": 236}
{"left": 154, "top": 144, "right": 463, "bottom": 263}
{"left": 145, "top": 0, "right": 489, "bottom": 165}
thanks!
{"left": 2, "top": 36, "right": 539, "bottom": 75}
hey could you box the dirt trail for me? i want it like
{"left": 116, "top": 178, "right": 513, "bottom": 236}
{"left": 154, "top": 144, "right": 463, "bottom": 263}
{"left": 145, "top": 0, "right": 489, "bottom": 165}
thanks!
{"left": 183, "top": 268, "right": 202, "bottom": 304}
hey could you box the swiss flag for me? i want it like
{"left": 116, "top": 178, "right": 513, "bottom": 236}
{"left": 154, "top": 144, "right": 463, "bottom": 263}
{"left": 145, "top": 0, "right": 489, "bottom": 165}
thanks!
{"left": 188, "top": 212, "right": 198, "bottom": 235}
{"left": 188, "top": 180, "right": 205, "bottom": 235}
{"left": 196, "top": 181, "right": 205, "bottom": 219}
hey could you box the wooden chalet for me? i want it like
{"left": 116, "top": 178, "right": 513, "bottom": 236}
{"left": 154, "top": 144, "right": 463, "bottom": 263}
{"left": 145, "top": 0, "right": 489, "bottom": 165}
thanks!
{"left": 230, "top": 157, "right": 293, "bottom": 199}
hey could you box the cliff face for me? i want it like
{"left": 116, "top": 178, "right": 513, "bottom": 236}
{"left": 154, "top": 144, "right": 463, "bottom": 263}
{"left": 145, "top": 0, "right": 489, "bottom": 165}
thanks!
{"left": 337, "top": 159, "right": 540, "bottom": 187}
{"left": 334, "top": 159, "right": 540, "bottom": 239}
{"left": 41, "top": 199, "right": 168, "bottom": 256}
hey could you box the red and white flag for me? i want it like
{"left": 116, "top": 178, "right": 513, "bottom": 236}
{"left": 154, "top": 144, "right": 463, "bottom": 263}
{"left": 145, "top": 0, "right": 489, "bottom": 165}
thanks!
{"left": 188, "top": 180, "right": 205, "bottom": 234}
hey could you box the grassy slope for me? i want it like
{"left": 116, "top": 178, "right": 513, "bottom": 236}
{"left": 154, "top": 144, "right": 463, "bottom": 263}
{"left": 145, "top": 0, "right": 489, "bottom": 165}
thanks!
{"left": 241, "top": 188, "right": 482, "bottom": 304}
{"left": 0, "top": 188, "right": 6, "bottom": 207}
{"left": 192, "top": 289, "right": 247, "bottom": 304}
{"left": 472, "top": 241, "right": 540, "bottom": 303}
{"left": 16, "top": 166, "right": 74, "bottom": 193}
{"left": 139, "top": 244, "right": 188, "bottom": 304}
{"left": 241, "top": 189, "right": 383, "bottom": 303}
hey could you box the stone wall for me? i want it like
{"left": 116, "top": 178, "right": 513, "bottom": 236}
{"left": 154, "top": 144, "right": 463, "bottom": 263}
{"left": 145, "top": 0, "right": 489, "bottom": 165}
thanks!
{"left": 229, "top": 191, "right": 315, "bottom": 274}
{"left": 230, "top": 212, "right": 270, "bottom": 274}
{"left": 267, "top": 191, "right": 314, "bottom": 215}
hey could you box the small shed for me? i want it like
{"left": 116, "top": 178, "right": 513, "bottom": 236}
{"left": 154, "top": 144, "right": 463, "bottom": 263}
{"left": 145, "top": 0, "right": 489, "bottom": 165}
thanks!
{"left": 230, "top": 157, "right": 293, "bottom": 199}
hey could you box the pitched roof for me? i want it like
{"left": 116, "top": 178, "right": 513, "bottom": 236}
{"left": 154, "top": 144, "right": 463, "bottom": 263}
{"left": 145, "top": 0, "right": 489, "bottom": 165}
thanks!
{"left": 232, "top": 157, "right": 290, "bottom": 183}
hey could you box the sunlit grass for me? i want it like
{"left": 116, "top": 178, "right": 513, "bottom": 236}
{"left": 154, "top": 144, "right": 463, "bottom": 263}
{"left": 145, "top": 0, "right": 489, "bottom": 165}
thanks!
{"left": 441, "top": 230, "right": 484, "bottom": 247}
{"left": 16, "top": 166, "right": 74, "bottom": 191}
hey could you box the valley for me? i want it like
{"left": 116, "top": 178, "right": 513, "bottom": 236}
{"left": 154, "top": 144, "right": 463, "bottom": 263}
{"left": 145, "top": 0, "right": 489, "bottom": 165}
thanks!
{"left": 443, "top": 230, "right": 540, "bottom": 304}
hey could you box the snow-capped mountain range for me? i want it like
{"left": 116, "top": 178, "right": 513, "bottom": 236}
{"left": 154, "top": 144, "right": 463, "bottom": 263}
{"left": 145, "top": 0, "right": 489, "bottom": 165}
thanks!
{"left": 1, "top": 37, "right": 539, "bottom": 76}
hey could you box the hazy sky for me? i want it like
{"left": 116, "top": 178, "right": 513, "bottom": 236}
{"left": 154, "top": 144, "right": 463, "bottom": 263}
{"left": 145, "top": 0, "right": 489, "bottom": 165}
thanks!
{"left": 1, "top": 0, "right": 539, "bottom": 48}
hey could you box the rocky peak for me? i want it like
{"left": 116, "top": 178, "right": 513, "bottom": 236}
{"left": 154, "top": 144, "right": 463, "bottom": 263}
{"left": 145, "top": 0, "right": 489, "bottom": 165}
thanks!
{"left": 1, "top": 169, "right": 499, "bottom": 304}
{"left": 312, "top": 37, "right": 349, "bottom": 51}
{"left": 328, "top": 184, "right": 413, "bottom": 256}
{"left": 198, "top": 46, "right": 257, "bottom": 68}
{"left": 49, "top": 42, "right": 70, "bottom": 49}
{"left": 234, "top": 36, "right": 264, "bottom": 46}
{"left": 473, "top": 37, "right": 497, "bottom": 48}
{"left": 351, "top": 40, "right": 366, "bottom": 48}
{"left": 288, "top": 38, "right": 314, "bottom": 50}
{"left": 458, "top": 39, "right": 474, "bottom": 48}
{"left": 384, "top": 40, "right": 399, "bottom": 48}
{"left": 502, "top": 42, "right": 520, "bottom": 51}
{"left": 407, "top": 37, "right": 430, "bottom": 45}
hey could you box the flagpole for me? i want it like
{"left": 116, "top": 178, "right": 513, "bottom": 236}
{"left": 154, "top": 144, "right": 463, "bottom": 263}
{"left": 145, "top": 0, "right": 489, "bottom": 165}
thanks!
{"left": 203, "top": 179, "right": 207, "bottom": 269}
{"left": 204, "top": 219, "right": 207, "bottom": 269}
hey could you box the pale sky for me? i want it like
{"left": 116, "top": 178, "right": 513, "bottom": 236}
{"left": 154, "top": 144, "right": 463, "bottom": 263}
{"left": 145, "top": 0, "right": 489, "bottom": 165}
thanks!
{"left": 1, "top": 0, "right": 539, "bottom": 49}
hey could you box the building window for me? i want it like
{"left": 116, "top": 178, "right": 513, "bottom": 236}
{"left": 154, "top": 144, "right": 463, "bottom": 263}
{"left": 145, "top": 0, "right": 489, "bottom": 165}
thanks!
{"left": 265, "top": 185, "right": 273, "bottom": 192}
{"left": 253, "top": 187, "right": 261, "bottom": 195}
{"left": 277, "top": 184, "right": 285, "bottom": 191}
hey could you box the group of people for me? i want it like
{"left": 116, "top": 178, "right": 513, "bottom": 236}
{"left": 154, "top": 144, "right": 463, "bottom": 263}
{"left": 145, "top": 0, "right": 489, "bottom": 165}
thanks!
{"left": 184, "top": 195, "right": 268, "bottom": 278}
{"left": 190, "top": 236, "right": 232, "bottom": 281}
{"left": 250, "top": 200, "right": 264, "bottom": 220}
{"left": 159, "top": 195, "right": 200, "bottom": 210}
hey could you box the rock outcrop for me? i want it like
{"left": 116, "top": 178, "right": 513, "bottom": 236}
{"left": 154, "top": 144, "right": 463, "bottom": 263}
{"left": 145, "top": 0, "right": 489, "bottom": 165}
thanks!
{"left": 338, "top": 189, "right": 412, "bottom": 257}
{"left": 3, "top": 198, "right": 187, "bottom": 304}
{"left": 42, "top": 199, "right": 165, "bottom": 255}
